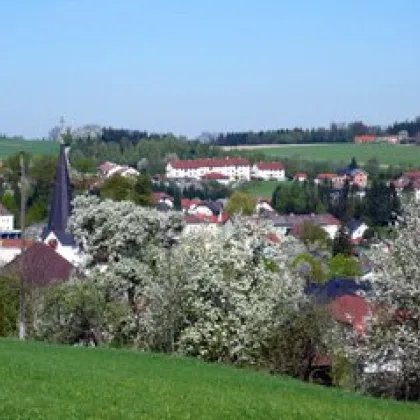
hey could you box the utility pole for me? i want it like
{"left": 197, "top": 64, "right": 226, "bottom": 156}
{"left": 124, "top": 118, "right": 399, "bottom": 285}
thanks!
{"left": 19, "top": 151, "right": 27, "bottom": 340}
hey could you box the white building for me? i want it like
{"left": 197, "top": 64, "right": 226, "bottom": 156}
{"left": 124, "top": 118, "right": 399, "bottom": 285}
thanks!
{"left": 0, "top": 204, "right": 14, "bottom": 232}
{"left": 99, "top": 161, "right": 140, "bottom": 179}
{"left": 166, "top": 158, "right": 251, "bottom": 181}
{"left": 251, "top": 162, "right": 285, "bottom": 181}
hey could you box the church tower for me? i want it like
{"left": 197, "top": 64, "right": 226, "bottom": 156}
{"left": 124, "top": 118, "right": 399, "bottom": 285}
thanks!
{"left": 41, "top": 144, "right": 80, "bottom": 265}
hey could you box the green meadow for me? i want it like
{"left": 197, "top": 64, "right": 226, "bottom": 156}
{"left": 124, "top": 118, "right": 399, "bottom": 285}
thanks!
{"left": 0, "top": 339, "right": 419, "bottom": 419}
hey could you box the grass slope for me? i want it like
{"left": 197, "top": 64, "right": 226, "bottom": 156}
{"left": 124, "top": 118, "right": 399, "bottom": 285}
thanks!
{"left": 0, "top": 138, "right": 60, "bottom": 158}
{"left": 242, "top": 180, "right": 282, "bottom": 198}
{"left": 0, "top": 340, "right": 419, "bottom": 419}
{"left": 260, "top": 144, "right": 420, "bottom": 166}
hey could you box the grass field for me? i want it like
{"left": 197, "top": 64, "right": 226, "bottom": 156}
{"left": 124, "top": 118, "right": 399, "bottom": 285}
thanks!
{"left": 256, "top": 144, "right": 420, "bottom": 166}
{"left": 242, "top": 180, "right": 283, "bottom": 198}
{"left": 1, "top": 340, "right": 419, "bottom": 419}
{"left": 0, "top": 138, "right": 60, "bottom": 158}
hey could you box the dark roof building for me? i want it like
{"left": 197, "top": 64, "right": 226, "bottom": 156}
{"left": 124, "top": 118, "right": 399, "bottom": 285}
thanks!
{"left": 2, "top": 242, "right": 74, "bottom": 287}
{"left": 41, "top": 144, "right": 75, "bottom": 247}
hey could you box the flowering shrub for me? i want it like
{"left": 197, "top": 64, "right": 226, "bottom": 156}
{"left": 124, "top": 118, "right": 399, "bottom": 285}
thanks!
{"left": 341, "top": 200, "right": 420, "bottom": 400}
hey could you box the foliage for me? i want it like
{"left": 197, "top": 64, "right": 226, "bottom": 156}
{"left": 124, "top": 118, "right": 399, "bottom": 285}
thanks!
{"left": 225, "top": 191, "right": 256, "bottom": 216}
{"left": 67, "top": 198, "right": 304, "bottom": 364}
{"left": 2, "top": 340, "right": 419, "bottom": 420}
{"left": 34, "top": 280, "right": 128, "bottom": 346}
{"left": 132, "top": 173, "right": 153, "bottom": 207}
{"left": 340, "top": 199, "right": 420, "bottom": 401}
{"left": 332, "top": 225, "right": 352, "bottom": 256}
{"left": 0, "top": 276, "right": 19, "bottom": 337}
{"left": 99, "top": 174, "right": 134, "bottom": 202}
{"left": 271, "top": 181, "right": 325, "bottom": 215}
{"left": 292, "top": 253, "right": 326, "bottom": 284}
{"left": 327, "top": 255, "right": 361, "bottom": 279}
{"left": 266, "top": 303, "right": 332, "bottom": 383}
{"left": 365, "top": 180, "right": 401, "bottom": 226}
{"left": 299, "top": 221, "right": 329, "bottom": 248}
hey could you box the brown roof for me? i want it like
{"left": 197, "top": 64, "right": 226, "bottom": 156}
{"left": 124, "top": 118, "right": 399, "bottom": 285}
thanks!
{"left": 2, "top": 242, "right": 74, "bottom": 287}
{"left": 255, "top": 162, "right": 284, "bottom": 170}
{"left": 170, "top": 157, "right": 250, "bottom": 169}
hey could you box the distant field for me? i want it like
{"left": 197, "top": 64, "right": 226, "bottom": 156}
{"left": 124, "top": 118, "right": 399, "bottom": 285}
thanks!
{"left": 0, "top": 138, "right": 59, "bottom": 158}
{"left": 233, "top": 144, "right": 420, "bottom": 167}
{"left": 1, "top": 340, "right": 419, "bottom": 419}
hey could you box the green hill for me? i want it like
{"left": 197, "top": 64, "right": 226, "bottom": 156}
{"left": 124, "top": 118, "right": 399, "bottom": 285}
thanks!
{"left": 0, "top": 138, "right": 60, "bottom": 158}
{"left": 0, "top": 340, "right": 418, "bottom": 419}
{"left": 257, "top": 143, "right": 420, "bottom": 166}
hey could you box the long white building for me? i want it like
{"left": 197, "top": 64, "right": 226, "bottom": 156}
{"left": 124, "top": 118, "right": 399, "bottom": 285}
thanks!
{"left": 166, "top": 158, "right": 251, "bottom": 181}
{"left": 166, "top": 158, "right": 286, "bottom": 182}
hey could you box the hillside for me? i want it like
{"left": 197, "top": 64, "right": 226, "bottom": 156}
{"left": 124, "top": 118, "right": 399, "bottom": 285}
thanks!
{"left": 0, "top": 138, "right": 60, "bottom": 158}
{"left": 236, "top": 143, "right": 420, "bottom": 167}
{"left": 0, "top": 340, "right": 419, "bottom": 419}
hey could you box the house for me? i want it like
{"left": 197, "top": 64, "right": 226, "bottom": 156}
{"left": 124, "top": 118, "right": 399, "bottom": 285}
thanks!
{"left": 187, "top": 201, "right": 223, "bottom": 217}
{"left": 201, "top": 172, "right": 231, "bottom": 185}
{"left": 337, "top": 168, "right": 368, "bottom": 189}
{"left": 293, "top": 173, "right": 308, "bottom": 182}
{"left": 40, "top": 145, "right": 81, "bottom": 266}
{"left": 346, "top": 219, "right": 369, "bottom": 243}
{"left": 251, "top": 162, "right": 285, "bottom": 181}
{"left": 0, "top": 239, "right": 34, "bottom": 266}
{"left": 183, "top": 213, "right": 230, "bottom": 236}
{"left": 314, "top": 173, "right": 343, "bottom": 187}
{"left": 354, "top": 135, "right": 376, "bottom": 143}
{"left": 166, "top": 158, "right": 251, "bottom": 181}
{"left": 2, "top": 242, "right": 74, "bottom": 287}
{"left": 255, "top": 198, "right": 274, "bottom": 213}
{"left": 181, "top": 198, "right": 203, "bottom": 213}
{"left": 99, "top": 161, "right": 139, "bottom": 179}
{"left": 265, "top": 213, "right": 340, "bottom": 239}
{"left": 151, "top": 192, "right": 174, "bottom": 208}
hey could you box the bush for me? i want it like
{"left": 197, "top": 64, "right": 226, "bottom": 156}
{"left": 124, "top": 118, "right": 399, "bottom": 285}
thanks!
{"left": 264, "top": 303, "right": 332, "bottom": 384}
{"left": 0, "top": 276, "right": 19, "bottom": 337}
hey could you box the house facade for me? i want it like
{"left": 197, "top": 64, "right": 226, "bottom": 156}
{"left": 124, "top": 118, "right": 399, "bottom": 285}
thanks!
{"left": 0, "top": 203, "right": 16, "bottom": 233}
{"left": 251, "top": 162, "right": 285, "bottom": 181}
{"left": 266, "top": 213, "right": 340, "bottom": 239}
{"left": 166, "top": 158, "right": 251, "bottom": 181}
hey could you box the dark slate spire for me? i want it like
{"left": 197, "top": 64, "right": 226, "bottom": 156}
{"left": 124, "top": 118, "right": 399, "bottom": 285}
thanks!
{"left": 41, "top": 144, "right": 75, "bottom": 245}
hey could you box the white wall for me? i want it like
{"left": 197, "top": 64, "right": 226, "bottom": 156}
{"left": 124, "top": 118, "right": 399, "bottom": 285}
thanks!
{"left": 251, "top": 166, "right": 285, "bottom": 181}
{"left": 0, "top": 247, "right": 21, "bottom": 266}
{"left": 43, "top": 232, "right": 81, "bottom": 266}
{"left": 0, "top": 215, "right": 14, "bottom": 232}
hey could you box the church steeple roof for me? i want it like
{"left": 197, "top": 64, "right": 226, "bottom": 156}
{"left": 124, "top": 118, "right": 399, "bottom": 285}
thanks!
{"left": 41, "top": 144, "right": 75, "bottom": 246}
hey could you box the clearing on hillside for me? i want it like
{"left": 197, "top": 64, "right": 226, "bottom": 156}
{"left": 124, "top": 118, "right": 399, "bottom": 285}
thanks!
{"left": 0, "top": 340, "right": 419, "bottom": 419}
{"left": 0, "top": 138, "right": 60, "bottom": 158}
{"left": 239, "top": 144, "right": 420, "bottom": 167}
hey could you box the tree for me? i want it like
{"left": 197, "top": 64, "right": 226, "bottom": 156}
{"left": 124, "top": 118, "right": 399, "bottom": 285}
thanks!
{"left": 100, "top": 175, "right": 134, "bottom": 202}
{"left": 67, "top": 197, "right": 304, "bottom": 363}
{"left": 340, "top": 200, "right": 420, "bottom": 401}
{"left": 349, "top": 157, "right": 358, "bottom": 170}
{"left": 299, "top": 221, "right": 329, "bottom": 248}
{"left": 225, "top": 191, "right": 256, "bottom": 216}
{"left": 173, "top": 187, "right": 182, "bottom": 211}
{"left": 132, "top": 174, "right": 153, "bottom": 207}
{"left": 327, "top": 255, "right": 361, "bottom": 279}
{"left": 332, "top": 225, "right": 352, "bottom": 256}
{"left": 292, "top": 253, "right": 326, "bottom": 284}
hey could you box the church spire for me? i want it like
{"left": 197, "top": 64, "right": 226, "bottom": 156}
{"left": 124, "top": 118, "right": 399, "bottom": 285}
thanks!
{"left": 41, "top": 144, "right": 74, "bottom": 245}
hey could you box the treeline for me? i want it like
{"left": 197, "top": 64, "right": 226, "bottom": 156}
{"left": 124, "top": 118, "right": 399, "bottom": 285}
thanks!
{"left": 69, "top": 128, "right": 225, "bottom": 175}
{"left": 214, "top": 117, "right": 420, "bottom": 146}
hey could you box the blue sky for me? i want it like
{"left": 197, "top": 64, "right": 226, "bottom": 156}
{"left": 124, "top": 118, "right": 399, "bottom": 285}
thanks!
{"left": 1, "top": 0, "right": 419, "bottom": 138}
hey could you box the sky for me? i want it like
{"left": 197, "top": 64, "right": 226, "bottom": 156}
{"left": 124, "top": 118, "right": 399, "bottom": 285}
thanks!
{"left": 1, "top": 0, "right": 419, "bottom": 139}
